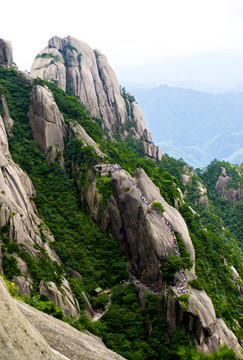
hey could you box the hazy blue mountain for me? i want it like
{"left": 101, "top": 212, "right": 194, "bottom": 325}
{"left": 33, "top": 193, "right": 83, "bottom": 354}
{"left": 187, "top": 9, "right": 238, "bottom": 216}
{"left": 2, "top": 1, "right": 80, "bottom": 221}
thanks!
{"left": 116, "top": 49, "right": 243, "bottom": 93}
{"left": 130, "top": 85, "right": 243, "bottom": 168}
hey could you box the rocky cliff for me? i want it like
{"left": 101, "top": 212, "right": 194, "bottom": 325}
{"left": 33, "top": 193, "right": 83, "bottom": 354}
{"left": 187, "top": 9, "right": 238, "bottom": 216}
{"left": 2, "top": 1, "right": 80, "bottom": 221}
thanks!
{"left": 0, "top": 94, "right": 79, "bottom": 317}
{"left": 83, "top": 166, "right": 243, "bottom": 355}
{"left": 30, "top": 35, "right": 162, "bottom": 161}
{"left": 164, "top": 286, "right": 242, "bottom": 356}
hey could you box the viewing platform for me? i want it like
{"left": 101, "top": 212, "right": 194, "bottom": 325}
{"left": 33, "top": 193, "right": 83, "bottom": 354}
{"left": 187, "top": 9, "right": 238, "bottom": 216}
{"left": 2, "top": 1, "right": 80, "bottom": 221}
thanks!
{"left": 93, "top": 163, "right": 121, "bottom": 176}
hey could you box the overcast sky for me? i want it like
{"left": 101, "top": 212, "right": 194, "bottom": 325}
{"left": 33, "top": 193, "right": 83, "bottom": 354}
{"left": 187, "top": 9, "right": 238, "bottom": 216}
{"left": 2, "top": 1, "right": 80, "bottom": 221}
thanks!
{"left": 2, "top": 0, "right": 243, "bottom": 86}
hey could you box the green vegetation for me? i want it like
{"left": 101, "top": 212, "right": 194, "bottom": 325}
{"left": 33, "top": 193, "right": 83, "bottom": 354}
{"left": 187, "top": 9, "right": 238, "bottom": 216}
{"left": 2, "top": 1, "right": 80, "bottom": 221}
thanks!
{"left": 177, "top": 293, "right": 190, "bottom": 309}
{"left": 175, "top": 233, "right": 193, "bottom": 270}
{"left": 2, "top": 254, "right": 22, "bottom": 279}
{"left": 91, "top": 292, "right": 109, "bottom": 310}
{"left": 101, "top": 284, "right": 192, "bottom": 360}
{"left": 96, "top": 176, "right": 113, "bottom": 211}
{"left": 77, "top": 52, "right": 82, "bottom": 71}
{"left": 161, "top": 254, "right": 182, "bottom": 282}
{"left": 188, "top": 278, "right": 203, "bottom": 291}
{"left": 0, "top": 67, "right": 242, "bottom": 359}
{"left": 152, "top": 201, "right": 164, "bottom": 214}
{"left": 35, "top": 52, "right": 59, "bottom": 62}
{"left": 66, "top": 42, "right": 78, "bottom": 53}
{"left": 3, "top": 277, "right": 64, "bottom": 319}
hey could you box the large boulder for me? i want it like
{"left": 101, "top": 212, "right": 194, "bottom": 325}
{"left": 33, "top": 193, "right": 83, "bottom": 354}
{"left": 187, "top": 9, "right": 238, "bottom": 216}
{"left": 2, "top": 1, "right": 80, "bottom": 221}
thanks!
{"left": 0, "top": 38, "right": 12, "bottom": 67}
{"left": 30, "top": 35, "right": 162, "bottom": 161}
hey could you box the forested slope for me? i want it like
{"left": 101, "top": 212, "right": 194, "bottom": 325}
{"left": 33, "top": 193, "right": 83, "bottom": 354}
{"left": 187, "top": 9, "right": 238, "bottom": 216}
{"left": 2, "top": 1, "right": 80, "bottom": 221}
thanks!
{"left": 0, "top": 66, "right": 242, "bottom": 360}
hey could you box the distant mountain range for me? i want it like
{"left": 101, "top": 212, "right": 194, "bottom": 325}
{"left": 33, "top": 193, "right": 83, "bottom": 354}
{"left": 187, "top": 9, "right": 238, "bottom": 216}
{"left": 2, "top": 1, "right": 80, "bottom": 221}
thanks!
{"left": 130, "top": 85, "right": 243, "bottom": 168}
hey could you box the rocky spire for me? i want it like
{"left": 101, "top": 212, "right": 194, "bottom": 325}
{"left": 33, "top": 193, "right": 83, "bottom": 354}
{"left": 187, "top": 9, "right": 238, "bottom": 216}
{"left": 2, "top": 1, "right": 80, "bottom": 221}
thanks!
{"left": 30, "top": 36, "right": 162, "bottom": 161}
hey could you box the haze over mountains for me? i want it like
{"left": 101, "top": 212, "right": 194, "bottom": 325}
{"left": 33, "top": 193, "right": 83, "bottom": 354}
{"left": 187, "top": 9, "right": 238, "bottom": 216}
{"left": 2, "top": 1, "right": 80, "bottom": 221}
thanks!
{"left": 130, "top": 85, "right": 243, "bottom": 168}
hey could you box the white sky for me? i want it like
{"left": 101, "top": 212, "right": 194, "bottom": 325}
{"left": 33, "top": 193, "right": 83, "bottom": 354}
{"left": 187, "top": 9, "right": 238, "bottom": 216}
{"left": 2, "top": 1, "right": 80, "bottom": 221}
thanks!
{"left": 2, "top": 0, "right": 243, "bottom": 73}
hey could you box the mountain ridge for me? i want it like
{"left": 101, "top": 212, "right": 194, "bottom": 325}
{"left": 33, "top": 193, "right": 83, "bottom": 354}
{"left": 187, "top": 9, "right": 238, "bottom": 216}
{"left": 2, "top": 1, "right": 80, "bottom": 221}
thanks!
{"left": 130, "top": 84, "right": 243, "bottom": 167}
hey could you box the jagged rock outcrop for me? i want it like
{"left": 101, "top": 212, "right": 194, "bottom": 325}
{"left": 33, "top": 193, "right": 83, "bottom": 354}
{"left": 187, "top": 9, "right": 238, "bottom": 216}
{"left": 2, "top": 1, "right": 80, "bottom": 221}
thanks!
{"left": 0, "top": 102, "right": 79, "bottom": 316}
{"left": 216, "top": 166, "right": 242, "bottom": 206}
{"left": 0, "top": 38, "right": 12, "bottom": 67}
{"left": 30, "top": 35, "right": 162, "bottom": 161}
{"left": 28, "top": 85, "right": 67, "bottom": 162}
{"left": 164, "top": 287, "right": 242, "bottom": 356}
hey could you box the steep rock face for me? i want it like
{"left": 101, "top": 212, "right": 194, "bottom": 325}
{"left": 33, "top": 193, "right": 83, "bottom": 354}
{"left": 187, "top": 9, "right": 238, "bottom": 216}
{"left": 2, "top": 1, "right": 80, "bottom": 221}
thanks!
{"left": 39, "top": 279, "right": 80, "bottom": 317}
{"left": 16, "top": 298, "right": 125, "bottom": 360}
{"left": 0, "top": 277, "right": 65, "bottom": 360}
{"left": 215, "top": 167, "right": 242, "bottom": 206}
{"left": 1, "top": 94, "right": 14, "bottom": 133}
{"left": 0, "top": 105, "right": 79, "bottom": 316}
{"left": 0, "top": 38, "right": 12, "bottom": 67}
{"left": 30, "top": 35, "right": 162, "bottom": 161}
{"left": 28, "top": 85, "right": 67, "bottom": 162}
{"left": 164, "top": 288, "right": 242, "bottom": 356}
{"left": 101, "top": 168, "right": 195, "bottom": 291}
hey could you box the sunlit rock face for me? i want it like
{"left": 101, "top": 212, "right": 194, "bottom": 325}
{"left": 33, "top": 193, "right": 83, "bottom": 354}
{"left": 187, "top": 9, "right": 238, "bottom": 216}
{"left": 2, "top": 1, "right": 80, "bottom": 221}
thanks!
{"left": 30, "top": 35, "right": 162, "bottom": 161}
{"left": 28, "top": 85, "right": 67, "bottom": 162}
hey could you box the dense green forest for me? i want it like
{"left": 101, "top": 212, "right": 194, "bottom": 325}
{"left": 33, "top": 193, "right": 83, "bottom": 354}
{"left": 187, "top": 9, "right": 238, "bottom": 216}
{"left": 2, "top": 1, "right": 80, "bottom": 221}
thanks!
{"left": 0, "top": 67, "right": 242, "bottom": 359}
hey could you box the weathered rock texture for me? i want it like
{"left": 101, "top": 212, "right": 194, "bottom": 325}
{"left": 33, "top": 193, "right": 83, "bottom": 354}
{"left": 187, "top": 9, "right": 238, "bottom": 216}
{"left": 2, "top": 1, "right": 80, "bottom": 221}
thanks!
{"left": 30, "top": 35, "right": 162, "bottom": 161}
{"left": 0, "top": 101, "right": 79, "bottom": 316}
{"left": 85, "top": 168, "right": 195, "bottom": 291}
{"left": 164, "top": 287, "right": 242, "bottom": 357}
{"left": 28, "top": 85, "right": 67, "bottom": 162}
{"left": 0, "top": 38, "right": 12, "bottom": 67}
{"left": 0, "top": 277, "right": 66, "bottom": 360}
{"left": 39, "top": 279, "right": 79, "bottom": 317}
{"left": 1, "top": 94, "right": 14, "bottom": 133}
{"left": 215, "top": 166, "right": 242, "bottom": 206}
{"left": 16, "top": 297, "right": 125, "bottom": 360}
